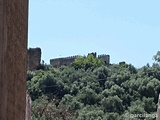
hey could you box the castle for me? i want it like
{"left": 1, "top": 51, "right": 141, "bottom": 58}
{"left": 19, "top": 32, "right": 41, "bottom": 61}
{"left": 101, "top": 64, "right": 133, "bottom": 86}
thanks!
{"left": 28, "top": 48, "right": 41, "bottom": 71}
{"left": 50, "top": 52, "right": 110, "bottom": 68}
{"left": 27, "top": 48, "right": 110, "bottom": 70}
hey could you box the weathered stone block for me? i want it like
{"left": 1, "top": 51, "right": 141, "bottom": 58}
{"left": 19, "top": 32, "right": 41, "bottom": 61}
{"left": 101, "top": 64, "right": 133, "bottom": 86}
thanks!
{"left": 0, "top": 0, "right": 28, "bottom": 119}
{"left": 28, "top": 48, "right": 41, "bottom": 70}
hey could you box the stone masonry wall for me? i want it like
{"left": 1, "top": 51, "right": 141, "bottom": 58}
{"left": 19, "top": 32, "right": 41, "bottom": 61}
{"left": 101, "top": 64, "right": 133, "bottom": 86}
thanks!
{"left": 50, "top": 56, "right": 76, "bottom": 68}
{"left": 50, "top": 53, "right": 110, "bottom": 67}
{"left": 98, "top": 54, "right": 110, "bottom": 65}
{"left": 0, "top": 0, "right": 28, "bottom": 119}
{"left": 25, "top": 94, "right": 31, "bottom": 120}
{"left": 28, "top": 48, "right": 41, "bottom": 70}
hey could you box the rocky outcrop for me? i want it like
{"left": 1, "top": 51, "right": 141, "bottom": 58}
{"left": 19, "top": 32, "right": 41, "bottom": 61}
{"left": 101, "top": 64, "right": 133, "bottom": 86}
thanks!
{"left": 0, "top": 0, "right": 28, "bottom": 119}
{"left": 157, "top": 94, "right": 160, "bottom": 120}
{"left": 28, "top": 48, "right": 41, "bottom": 70}
{"left": 26, "top": 94, "right": 32, "bottom": 120}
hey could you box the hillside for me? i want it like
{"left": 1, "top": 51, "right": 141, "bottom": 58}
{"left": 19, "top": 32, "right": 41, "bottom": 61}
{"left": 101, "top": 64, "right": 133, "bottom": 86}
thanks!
{"left": 27, "top": 54, "right": 160, "bottom": 120}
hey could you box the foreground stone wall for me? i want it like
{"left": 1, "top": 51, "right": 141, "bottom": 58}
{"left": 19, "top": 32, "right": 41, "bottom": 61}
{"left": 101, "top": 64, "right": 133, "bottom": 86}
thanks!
{"left": 28, "top": 48, "right": 41, "bottom": 70}
{"left": 157, "top": 94, "right": 160, "bottom": 120}
{"left": 0, "top": 0, "right": 28, "bottom": 119}
{"left": 26, "top": 94, "right": 32, "bottom": 120}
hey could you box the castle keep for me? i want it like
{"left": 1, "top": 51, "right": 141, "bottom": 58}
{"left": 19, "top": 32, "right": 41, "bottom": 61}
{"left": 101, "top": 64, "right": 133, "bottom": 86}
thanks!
{"left": 50, "top": 52, "right": 110, "bottom": 68}
{"left": 28, "top": 47, "right": 41, "bottom": 70}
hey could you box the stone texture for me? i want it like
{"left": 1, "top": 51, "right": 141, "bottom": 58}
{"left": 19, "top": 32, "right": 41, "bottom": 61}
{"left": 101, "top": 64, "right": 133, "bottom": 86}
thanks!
{"left": 0, "top": 0, "right": 28, "bottom": 120}
{"left": 28, "top": 47, "right": 41, "bottom": 70}
{"left": 25, "top": 94, "right": 31, "bottom": 120}
{"left": 157, "top": 94, "right": 160, "bottom": 120}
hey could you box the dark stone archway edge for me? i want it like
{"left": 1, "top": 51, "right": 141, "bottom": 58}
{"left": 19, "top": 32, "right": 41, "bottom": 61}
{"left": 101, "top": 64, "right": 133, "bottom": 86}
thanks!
{"left": 0, "top": 0, "right": 28, "bottom": 119}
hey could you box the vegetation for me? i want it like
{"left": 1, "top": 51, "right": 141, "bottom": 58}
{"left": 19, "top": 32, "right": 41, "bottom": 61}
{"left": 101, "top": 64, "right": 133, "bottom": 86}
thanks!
{"left": 27, "top": 54, "right": 160, "bottom": 120}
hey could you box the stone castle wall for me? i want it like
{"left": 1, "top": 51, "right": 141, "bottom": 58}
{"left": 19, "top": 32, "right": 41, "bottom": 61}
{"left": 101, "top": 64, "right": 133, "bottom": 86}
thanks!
{"left": 28, "top": 48, "right": 41, "bottom": 71}
{"left": 50, "top": 53, "right": 110, "bottom": 68}
{"left": 88, "top": 52, "right": 97, "bottom": 57}
{"left": 27, "top": 49, "right": 110, "bottom": 69}
{"left": 98, "top": 54, "right": 110, "bottom": 65}
{"left": 50, "top": 56, "right": 78, "bottom": 68}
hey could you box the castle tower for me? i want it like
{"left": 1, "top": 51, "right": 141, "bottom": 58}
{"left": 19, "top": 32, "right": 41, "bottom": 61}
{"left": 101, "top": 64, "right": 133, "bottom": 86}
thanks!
{"left": 88, "top": 52, "right": 97, "bottom": 57}
{"left": 28, "top": 47, "right": 41, "bottom": 70}
{"left": 98, "top": 54, "right": 110, "bottom": 65}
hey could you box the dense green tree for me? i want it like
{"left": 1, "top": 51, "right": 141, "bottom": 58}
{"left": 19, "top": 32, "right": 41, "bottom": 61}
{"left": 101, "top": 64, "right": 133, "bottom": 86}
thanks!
{"left": 153, "top": 51, "right": 160, "bottom": 62}
{"left": 74, "top": 105, "right": 104, "bottom": 120}
{"left": 27, "top": 51, "right": 160, "bottom": 119}
{"left": 78, "top": 87, "right": 101, "bottom": 105}
{"left": 72, "top": 54, "right": 104, "bottom": 70}
{"left": 100, "top": 95, "right": 124, "bottom": 113}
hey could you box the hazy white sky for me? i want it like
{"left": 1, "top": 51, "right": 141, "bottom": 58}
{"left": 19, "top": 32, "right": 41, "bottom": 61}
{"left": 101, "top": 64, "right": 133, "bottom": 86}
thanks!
{"left": 28, "top": 0, "right": 160, "bottom": 67}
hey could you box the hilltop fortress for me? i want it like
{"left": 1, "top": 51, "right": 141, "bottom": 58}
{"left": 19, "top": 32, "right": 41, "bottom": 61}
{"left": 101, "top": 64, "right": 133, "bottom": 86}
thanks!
{"left": 50, "top": 52, "right": 110, "bottom": 68}
{"left": 28, "top": 48, "right": 41, "bottom": 70}
{"left": 28, "top": 48, "right": 110, "bottom": 70}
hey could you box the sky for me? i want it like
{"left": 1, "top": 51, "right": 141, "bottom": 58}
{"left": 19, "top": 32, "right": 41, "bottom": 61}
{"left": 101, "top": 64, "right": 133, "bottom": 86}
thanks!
{"left": 28, "top": 0, "right": 160, "bottom": 68}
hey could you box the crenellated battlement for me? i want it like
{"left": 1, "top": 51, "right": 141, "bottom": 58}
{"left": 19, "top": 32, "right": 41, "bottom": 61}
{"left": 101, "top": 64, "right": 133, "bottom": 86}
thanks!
{"left": 50, "top": 55, "right": 80, "bottom": 61}
{"left": 65, "top": 55, "right": 80, "bottom": 59}
{"left": 98, "top": 54, "right": 110, "bottom": 65}
{"left": 50, "top": 52, "right": 110, "bottom": 68}
{"left": 98, "top": 54, "right": 109, "bottom": 58}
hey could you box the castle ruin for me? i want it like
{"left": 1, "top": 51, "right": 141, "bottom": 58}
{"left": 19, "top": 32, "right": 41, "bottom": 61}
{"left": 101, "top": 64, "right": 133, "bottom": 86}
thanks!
{"left": 50, "top": 52, "right": 110, "bottom": 68}
{"left": 28, "top": 47, "right": 41, "bottom": 70}
{"left": 27, "top": 48, "right": 110, "bottom": 69}
{"left": 98, "top": 54, "right": 110, "bottom": 65}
